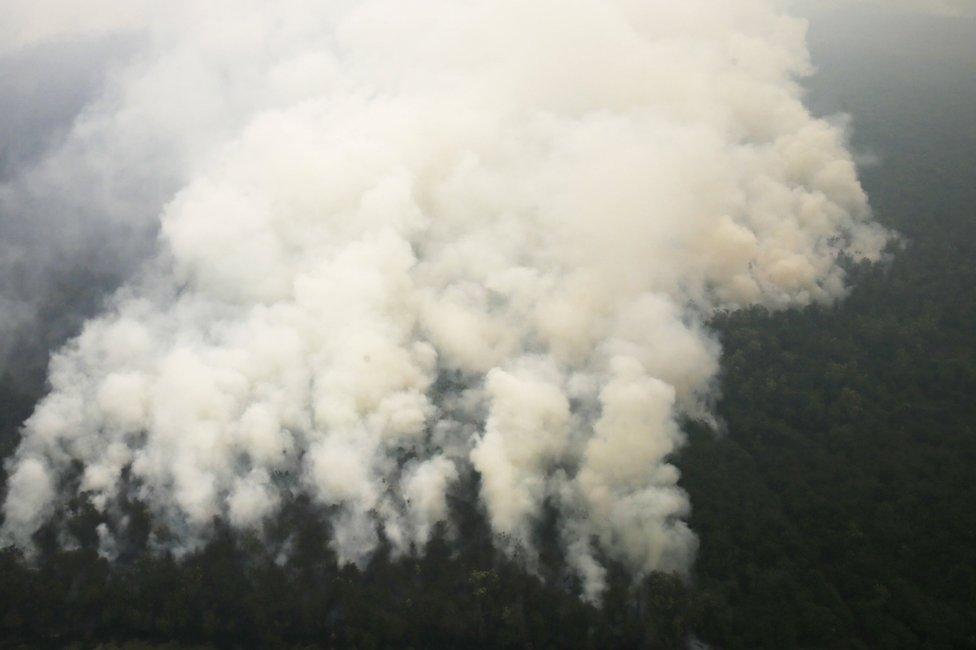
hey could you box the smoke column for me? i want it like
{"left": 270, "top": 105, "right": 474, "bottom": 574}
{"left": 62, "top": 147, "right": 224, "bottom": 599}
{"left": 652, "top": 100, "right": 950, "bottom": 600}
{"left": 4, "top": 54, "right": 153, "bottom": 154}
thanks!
{"left": 1, "top": 0, "right": 891, "bottom": 600}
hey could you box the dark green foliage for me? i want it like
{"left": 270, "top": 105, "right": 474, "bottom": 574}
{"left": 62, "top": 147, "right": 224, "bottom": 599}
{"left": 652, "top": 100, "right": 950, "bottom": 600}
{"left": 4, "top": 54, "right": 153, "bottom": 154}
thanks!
{"left": 674, "top": 14, "right": 976, "bottom": 647}
{"left": 683, "top": 269, "right": 976, "bottom": 647}
{"left": 0, "top": 501, "right": 702, "bottom": 649}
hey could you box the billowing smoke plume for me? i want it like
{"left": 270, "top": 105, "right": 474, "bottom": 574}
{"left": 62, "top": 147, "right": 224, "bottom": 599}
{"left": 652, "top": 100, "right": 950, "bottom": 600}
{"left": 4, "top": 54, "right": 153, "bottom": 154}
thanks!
{"left": 1, "top": 0, "right": 891, "bottom": 600}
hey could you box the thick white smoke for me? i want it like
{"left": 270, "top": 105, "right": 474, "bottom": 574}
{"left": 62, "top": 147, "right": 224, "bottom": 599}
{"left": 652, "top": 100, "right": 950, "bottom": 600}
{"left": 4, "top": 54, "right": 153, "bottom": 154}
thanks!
{"left": 1, "top": 0, "right": 891, "bottom": 599}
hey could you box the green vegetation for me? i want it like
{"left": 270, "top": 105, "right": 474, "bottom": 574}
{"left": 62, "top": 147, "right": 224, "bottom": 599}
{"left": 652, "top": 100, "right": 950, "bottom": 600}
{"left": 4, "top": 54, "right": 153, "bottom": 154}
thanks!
{"left": 0, "top": 499, "right": 704, "bottom": 648}
{"left": 677, "top": 22, "right": 976, "bottom": 643}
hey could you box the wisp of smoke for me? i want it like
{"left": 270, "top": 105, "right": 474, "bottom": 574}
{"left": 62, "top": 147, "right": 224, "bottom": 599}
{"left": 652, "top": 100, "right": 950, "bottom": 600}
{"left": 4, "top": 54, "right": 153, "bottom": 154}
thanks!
{"left": 1, "top": 0, "right": 892, "bottom": 601}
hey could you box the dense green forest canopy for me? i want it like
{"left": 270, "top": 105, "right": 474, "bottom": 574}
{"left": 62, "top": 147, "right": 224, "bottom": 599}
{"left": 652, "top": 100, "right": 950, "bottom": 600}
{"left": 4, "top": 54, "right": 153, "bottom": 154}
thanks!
{"left": 1, "top": 5, "right": 974, "bottom": 648}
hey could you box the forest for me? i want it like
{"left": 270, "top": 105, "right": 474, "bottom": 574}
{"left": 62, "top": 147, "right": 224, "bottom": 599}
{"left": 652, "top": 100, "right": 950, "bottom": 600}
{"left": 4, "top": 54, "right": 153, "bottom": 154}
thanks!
{"left": 1, "top": 6, "right": 975, "bottom": 650}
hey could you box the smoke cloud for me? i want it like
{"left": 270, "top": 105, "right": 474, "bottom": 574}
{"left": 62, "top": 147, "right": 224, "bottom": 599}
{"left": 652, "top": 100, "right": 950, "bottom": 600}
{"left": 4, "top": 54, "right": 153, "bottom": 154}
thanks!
{"left": 803, "top": 0, "right": 976, "bottom": 18}
{"left": 1, "top": 0, "right": 891, "bottom": 599}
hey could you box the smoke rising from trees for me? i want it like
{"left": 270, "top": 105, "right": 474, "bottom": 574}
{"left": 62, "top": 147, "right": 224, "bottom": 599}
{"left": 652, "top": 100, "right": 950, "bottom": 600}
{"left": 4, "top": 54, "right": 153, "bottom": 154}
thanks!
{"left": 1, "top": 0, "right": 892, "bottom": 600}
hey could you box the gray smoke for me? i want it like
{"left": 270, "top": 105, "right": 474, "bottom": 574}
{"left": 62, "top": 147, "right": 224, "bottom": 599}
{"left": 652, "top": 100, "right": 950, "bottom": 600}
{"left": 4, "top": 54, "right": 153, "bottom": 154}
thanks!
{"left": 808, "top": 0, "right": 976, "bottom": 17}
{"left": 0, "top": 32, "right": 156, "bottom": 388}
{"left": 1, "top": 0, "right": 892, "bottom": 601}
